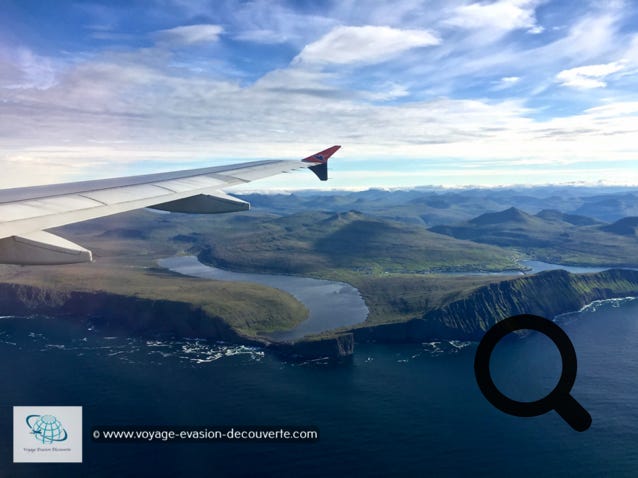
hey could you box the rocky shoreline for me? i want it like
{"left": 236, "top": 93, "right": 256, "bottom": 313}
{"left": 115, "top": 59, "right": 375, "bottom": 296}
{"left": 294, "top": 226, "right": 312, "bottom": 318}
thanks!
{"left": 1, "top": 268, "right": 638, "bottom": 360}
{"left": 352, "top": 269, "right": 638, "bottom": 343}
{"left": 0, "top": 282, "right": 353, "bottom": 360}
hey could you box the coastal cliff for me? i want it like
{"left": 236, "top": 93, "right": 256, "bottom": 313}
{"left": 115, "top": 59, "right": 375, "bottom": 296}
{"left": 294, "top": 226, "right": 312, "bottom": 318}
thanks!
{"left": 353, "top": 269, "right": 638, "bottom": 342}
{"left": 0, "top": 282, "right": 248, "bottom": 343}
{"left": 269, "top": 333, "right": 354, "bottom": 360}
{"left": 0, "top": 282, "right": 352, "bottom": 359}
{"left": 2, "top": 269, "right": 638, "bottom": 355}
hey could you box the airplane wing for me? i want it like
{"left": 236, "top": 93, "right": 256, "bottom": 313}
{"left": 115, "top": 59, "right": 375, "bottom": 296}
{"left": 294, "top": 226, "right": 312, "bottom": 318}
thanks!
{"left": 0, "top": 145, "right": 340, "bottom": 265}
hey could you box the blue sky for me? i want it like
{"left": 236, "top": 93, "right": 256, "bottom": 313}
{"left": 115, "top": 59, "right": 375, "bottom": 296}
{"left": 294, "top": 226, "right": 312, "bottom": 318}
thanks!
{"left": 1, "top": 0, "right": 637, "bottom": 190}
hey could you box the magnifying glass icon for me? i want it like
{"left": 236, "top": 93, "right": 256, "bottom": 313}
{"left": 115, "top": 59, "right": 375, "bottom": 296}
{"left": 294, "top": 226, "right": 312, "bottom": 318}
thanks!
{"left": 474, "top": 314, "right": 591, "bottom": 432}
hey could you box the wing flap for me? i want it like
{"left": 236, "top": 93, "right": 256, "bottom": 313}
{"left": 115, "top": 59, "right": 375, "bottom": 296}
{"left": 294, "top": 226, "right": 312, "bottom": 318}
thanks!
{"left": 0, "top": 231, "right": 92, "bottom": 265}
{"left": 150, "top": 191, "right": 249, "bottom": 214}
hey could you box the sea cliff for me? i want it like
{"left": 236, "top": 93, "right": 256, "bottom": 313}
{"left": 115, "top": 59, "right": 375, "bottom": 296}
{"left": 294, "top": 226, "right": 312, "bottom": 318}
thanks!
{"left": 353, "top": 269, "right": 638, "bottom": 342}
{"left": 0, "top": 283, "right": 246, "bottom": 342}
{"left": 268, "top": 333, "right": 354, "bottom": 361}
{"left": 2, "top": 268, "right": 638, "bottom": 357}
{"left": 0, "top": 282, "right": 352, "bottom": 359}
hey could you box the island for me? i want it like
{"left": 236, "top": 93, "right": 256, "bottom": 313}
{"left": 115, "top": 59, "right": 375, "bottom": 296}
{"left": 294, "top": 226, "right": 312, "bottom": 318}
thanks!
{"left": 1, "top": 255, "right": 637, "bottom": 360}
{"left": 1, "top": 187, "right": 638, "bottom": 361}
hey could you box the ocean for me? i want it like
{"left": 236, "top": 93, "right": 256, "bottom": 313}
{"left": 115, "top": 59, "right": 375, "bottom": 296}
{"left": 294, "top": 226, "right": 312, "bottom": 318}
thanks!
{"left": 1, "top": 298, "right": 638, "bottom": 477}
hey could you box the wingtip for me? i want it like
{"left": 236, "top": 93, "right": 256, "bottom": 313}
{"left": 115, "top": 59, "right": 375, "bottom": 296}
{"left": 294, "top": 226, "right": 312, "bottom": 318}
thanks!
{"left": 302, "top": 145, "right": 341, "bottom": 164}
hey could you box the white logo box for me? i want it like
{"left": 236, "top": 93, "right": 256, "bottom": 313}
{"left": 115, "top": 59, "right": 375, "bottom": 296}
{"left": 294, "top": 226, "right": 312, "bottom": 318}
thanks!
{"left": 13, "top": 406, "right": 82, "bottom": 463}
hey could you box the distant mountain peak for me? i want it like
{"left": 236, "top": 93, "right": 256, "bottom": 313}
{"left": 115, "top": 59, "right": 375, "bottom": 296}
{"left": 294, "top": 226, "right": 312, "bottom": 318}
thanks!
{"left": 536, "top": 209, "right": 563, "bottom": 219}
{"left": 324, "top": 210, "right": 366, "bottom": 223}
{"left": 600, "top": 217, "right": 638, "bottom": 236}
{"left": 469, "top": 207, "right": 531, "bottom": 225}
{"left": 536, "top": 209, "right": 601, "bottom": 226}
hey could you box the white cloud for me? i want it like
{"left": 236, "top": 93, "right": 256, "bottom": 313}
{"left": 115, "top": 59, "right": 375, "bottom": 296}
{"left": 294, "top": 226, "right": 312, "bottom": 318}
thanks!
{"left": 624, "top": 34, "right": 638, "bottom": 63}
{"left": 294, "top": 25, "right": 440, "bottom": 65}
{"left": 154, "top": 24, "right": 223, "bottom": 45}
{"left": 227, "top": 0, "right": 335, "bottom": 47}
{"left": 535, "top": 13, "right": 619, "bottom": 63}
{"left": 556, "top": 61, "right": 626, "bottom": 89}
{"left": 2, "top": 47, "right": 637, "bottom": 183}
{"left": 494, "top": 76, "right": 520, "bottom": 89}
{"left": 445, "top": 0, "right": 542, "bottom": 34}
{"left": 2, "top": 1, "right": 638, "bottom": 189}
{"left": 0, "top": 47, "right": 58, "bottom": 90}
{"left": 253, "top": 66, "right": 342, "bottom": 99}
{"left": 234, "top": 29, "right": 289, "bottom": 44}
{"left": 364, "top": 83, "right": 410, "bottom": 101}
{"left": 585, "top": 101, "right": 638, "bottom": 117}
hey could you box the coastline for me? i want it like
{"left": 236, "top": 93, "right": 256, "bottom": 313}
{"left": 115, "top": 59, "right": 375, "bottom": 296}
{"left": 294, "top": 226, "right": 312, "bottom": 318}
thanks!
{"left": 350, "top": 269, "right": 638, "bottom": 343}
{"left": 0, "top": 281, "right": 354, "bottom": 360}
{"left": 2, "top": 268, "right": 638, "bottom": 360}
{"left": 159, "top": 255, "right": 369, "bottom": 341}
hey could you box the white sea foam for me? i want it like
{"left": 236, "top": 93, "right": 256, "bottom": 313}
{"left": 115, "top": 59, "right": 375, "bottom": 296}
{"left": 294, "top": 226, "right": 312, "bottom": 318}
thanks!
{"left": 421, "top": 340, "right": 474, "bottom": 357}
{"left": 0, "top": 316, "right": 265, "bottom": 365}
{"left": 449, "top": 340, "right": 472, "bottom": 350}
{"left": 555, "top": 296, "right": 638, "bottom": 321}
{"left": 149, "top": 350, "right": 175, "bottom": 358}
{"left": 146, "top": 340, "right": 170, "bottom": 347}
{"left": 579, "top": 296, "right": 636, "bottom": 313}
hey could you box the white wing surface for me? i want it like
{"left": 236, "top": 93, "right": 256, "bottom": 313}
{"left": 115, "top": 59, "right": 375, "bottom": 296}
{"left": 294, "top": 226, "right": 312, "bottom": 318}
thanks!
{"left": 0, "top": 145, "right": 340, "bottom": 265}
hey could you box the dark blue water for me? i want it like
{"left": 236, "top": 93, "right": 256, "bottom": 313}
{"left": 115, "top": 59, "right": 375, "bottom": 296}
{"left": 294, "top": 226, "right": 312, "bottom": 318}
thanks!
{"left": 1, "top": 298, "right": 638, "bottom": 477}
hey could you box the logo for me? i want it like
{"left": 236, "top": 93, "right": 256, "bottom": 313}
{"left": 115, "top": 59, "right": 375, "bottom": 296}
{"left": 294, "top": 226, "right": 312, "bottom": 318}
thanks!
{"left": 26, "top": 414, "right": 69, "bottom": 444}
{"left": 14, "top": 406, "right": 82, "bottom": 463}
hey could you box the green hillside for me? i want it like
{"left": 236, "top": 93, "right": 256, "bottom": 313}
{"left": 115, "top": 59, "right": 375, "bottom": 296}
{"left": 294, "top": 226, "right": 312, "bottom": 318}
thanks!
{"left": 430, "top": 207, "right": 638, "bottom": 267}
{"left": 350, "top": 269, "right": 638, "bottom": 342}
{"left": 196, "top": 210, "right": 521, "bottom": 274}
{"left": 601, "top": 217, "right": 638, "bottom": 237}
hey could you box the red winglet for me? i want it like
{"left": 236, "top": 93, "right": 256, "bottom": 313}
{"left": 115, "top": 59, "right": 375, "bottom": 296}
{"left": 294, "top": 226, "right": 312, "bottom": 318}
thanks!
{"left": 302, "top": 145, "right": 341, "bottom": 164}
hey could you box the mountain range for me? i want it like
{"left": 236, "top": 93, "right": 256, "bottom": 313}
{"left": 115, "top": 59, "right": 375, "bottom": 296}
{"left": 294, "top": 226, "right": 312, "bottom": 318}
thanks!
{"left": 56, "top": 186, "right": 638, "bottom": 274}
{"left": 430, "top": 207, "right": 638, "bottom": 266}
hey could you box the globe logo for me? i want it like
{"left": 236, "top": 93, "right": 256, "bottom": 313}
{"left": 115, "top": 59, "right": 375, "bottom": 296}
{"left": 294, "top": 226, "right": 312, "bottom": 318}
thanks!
{"left": 26, "top": 414, "right": 68, "bottom": 444}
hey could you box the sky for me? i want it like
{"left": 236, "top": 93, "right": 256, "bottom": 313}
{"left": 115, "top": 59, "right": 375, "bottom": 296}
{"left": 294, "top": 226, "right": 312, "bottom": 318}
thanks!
{"left": 1, "top": 0, "right": 637, "bottom": 190}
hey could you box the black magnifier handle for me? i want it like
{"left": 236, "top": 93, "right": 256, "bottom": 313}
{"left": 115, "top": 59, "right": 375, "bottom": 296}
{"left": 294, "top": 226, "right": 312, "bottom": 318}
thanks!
{"left": 554, "top": 394, "right": 592, "bottom": 432}
{"left": 476, "top": 314, "right": 592, "bottom": 431}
